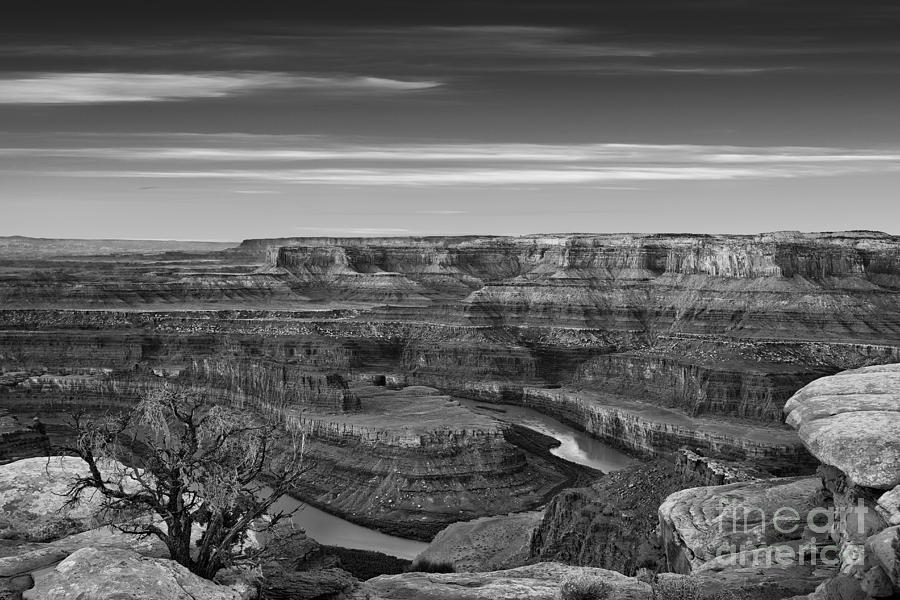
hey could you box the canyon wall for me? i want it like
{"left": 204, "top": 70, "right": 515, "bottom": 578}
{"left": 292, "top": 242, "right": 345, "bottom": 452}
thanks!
{"left": 2, "top": 231, "right": 899, "bottom": 540}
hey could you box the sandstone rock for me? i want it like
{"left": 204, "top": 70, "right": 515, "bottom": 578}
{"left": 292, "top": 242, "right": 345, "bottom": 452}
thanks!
{"left": 876, "top": 486, "right": 900, "bottom": 526}
{"left": 0, "top": 548, "right": 70, "bottom": 579}
{"left": 818, "top": 573, "right": 866, "bottom": 600}
{"left": 47, "top": 525, "right": 168, "bottom": 558}
{"left": 860, "top": 565, "right": 894, "bottom": 597}
{"left": 784, "top": 364, "right": 900, "bottom": 490}
{"left": 0, "top": 521, "right": 201, "bottom": 596}
{"left": 864, "top": 525, "right": 900, "bottom": 587}
{"left": 674, "top": 449, "right": 769, "bottom": 487}
{"left": 0, "top": 457, "right": 135, "bottom": 542}
{"left": 355, "top": 562, "right": 651, "bottom": 600}
{"left": 415, "top": 511, "right": 542, "bottom": 572}
{"left": 658, "top": 476, "right": 822, "bottom": 573}
{"left": 262, "top": 567, "right": 357, "bottom": 600}
{"left": 658, "top": 567, "right": 837, "bottom": 600}
{"left": 24, "top": 547, "right": 243, "bottom": 600}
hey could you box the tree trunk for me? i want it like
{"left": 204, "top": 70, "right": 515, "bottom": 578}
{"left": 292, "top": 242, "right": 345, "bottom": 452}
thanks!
{"left": 166, "top": 526, "right": 195, "bottom": 574}
{"left": 194, "top": 548, "right": 223, "bottom": 580}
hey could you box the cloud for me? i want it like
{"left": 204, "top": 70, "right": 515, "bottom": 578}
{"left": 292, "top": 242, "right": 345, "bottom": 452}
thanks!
{"left": 0, "top": 72, "right": 442, "bottom": 104}
{"left": 8, "top": 138, "right": 900, "bottom": 186}
{"left": 41, "top": 165, "right": 865, "bottom": 185}
{"left": 7, "top": 140, "right": 900, "bottom": 164}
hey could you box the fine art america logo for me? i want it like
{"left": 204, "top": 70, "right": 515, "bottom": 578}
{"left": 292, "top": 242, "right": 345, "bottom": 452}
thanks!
{"left": 711, "top": 499, "right": 869, "bottom": 568}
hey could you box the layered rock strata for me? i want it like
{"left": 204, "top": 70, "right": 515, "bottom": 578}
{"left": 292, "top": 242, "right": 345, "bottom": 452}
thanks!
{"left": 2, "top": 232, "right": 900, "bottom": 543}
{"left": 281, "top": 386, "right": 594, "bottom": 539}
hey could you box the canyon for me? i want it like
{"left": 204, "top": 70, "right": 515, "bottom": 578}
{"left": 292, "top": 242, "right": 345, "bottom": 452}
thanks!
{"left": 1, "top": 231, "right": 899, "bottom": 598}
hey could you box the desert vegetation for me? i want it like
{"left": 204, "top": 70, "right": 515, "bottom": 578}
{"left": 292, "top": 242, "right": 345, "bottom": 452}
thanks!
{"left": 55, "top": 385, "right": 313, "bottom": 579}
{"left": 559, "top": 573, "right": 611, "bottom": 600}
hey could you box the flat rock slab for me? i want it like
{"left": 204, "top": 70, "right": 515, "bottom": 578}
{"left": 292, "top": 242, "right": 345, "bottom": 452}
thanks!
{"left": 355, "top": 562, "right": 650, "bottom": 600}
{"left": 24, "top": 547, "right": 242, "bottom": 600}
{"left": 0, "top": 457, "right": 131, "bottom": 541}
{"left": 784, "top": 364, "right": 900, "bottom": 490}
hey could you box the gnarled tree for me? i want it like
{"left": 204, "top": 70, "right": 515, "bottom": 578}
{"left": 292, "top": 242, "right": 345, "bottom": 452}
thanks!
{"left": 57, "top": 385, "right": 311, "bottom": 579}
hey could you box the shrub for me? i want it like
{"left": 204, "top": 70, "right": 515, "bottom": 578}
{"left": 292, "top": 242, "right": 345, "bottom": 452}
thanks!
{"left": 409, "top": 557, "right": 455, "bottom": 573}
{"left": 560, "top": 573, "right": 611, "bottom": 600}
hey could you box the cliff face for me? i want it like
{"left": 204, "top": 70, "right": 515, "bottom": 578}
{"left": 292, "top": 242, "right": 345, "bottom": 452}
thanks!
{"left": 266, "top": 232, "right": 900, "bottom": 428}
{"left": 529, "top": 461, "right": 692, "bottom": 576}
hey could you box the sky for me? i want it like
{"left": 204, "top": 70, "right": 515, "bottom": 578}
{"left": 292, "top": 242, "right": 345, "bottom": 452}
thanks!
{"left": 1, "top": 0, "right": 899, "bottom": 240}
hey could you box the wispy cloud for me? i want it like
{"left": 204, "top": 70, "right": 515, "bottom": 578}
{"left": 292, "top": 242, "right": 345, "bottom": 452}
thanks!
{"left": 7, "top": 138, "right": 900, "bottom": 186}
{"left": 0, "top": 72, "right": 442, "bottom": 104}
{"left": 7, "top": 140, "right": 900, "bottom": 164}
{"left": 34, "top": 165, "right": 884, "bottom": 186}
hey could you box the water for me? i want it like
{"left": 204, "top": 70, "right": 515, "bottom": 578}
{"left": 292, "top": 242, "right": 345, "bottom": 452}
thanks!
{"left": 272, "top": 397, "right": 634, "bottom": 558}
{"left": 265, "top": 487, "right": 429, "bottom": 560}
{"left": 458, "top": 398, "right": 636, "bottom": 473}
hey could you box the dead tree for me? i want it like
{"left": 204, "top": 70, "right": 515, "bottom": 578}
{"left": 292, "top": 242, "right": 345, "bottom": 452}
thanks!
{"left": 57, "top": 385, "right": 312, "bottom": 579}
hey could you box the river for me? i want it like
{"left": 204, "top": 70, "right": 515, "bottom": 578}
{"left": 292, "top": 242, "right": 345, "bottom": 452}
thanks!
{"left": 275, "top": 396, "right": 636, "bottom": 560}
{"left": 457, "top": 398, "right": 636, "bottom": 473}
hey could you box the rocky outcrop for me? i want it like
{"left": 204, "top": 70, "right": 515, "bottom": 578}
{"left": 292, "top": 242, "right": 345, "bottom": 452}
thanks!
{"left": 657, "top": 569, "right": 838, "bottom": 600}
{"left": 653, "top": 365, "right": 900, "bottom": 600}
{"left": 512, "top": 385, "right": 812, "bottom": 467}
{"left": 414, "top": 511, "right": 542, "bottom": 572}
{"left": 784, "top": 363, "right": 900, "bottom": 489}
{"left": 0, "top": 526, "right": 171, "bottom": 599}
{"left": 658, "top": 476, "right": 822, "bottom": 574}
{"left": 24, "top": 547, "right": 245, "bottom": 600}
{"left": 284, "top": 386, "right": 588, "bottom": 539}
{"left": 354, "top": 562, "right": 651, "bottom": 600}
{"left": 674, "top": 449, "right": 769, "bottom": 486}
{"left": 261, "top": 567, "right": 357, "bottom": 600}
{"left": 0, "top": 457, "right": 135, "bottom": 542}
{"left": 576, "top": 351, "right": 832, "bottom": 421}
{"left": 0, "top": 410, "right": 47, "bottom": 465}
{"left": 529, "top": 461, "right": 694, "bottom": 575}
{"left": 775, "top": 366, "right": 900, "bottom": 599}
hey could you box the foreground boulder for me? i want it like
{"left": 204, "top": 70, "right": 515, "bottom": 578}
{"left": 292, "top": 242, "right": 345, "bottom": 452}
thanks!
{"left": 24, "top": 547, "right": 244, "bottom": 600}
{"left": 784, "top": 364, "right": 900, "bottom": 490}
{"left": 658, "top": 476, "right": 822, "bottom": 573}
{"left": 354, "top": 562, "right": 651, "bottom": 600}
{"left": 0, "top": 456, "right": 133, "bottom": 541}
{"left": 782, "top": 366, "right": 900, "bottom": 598}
